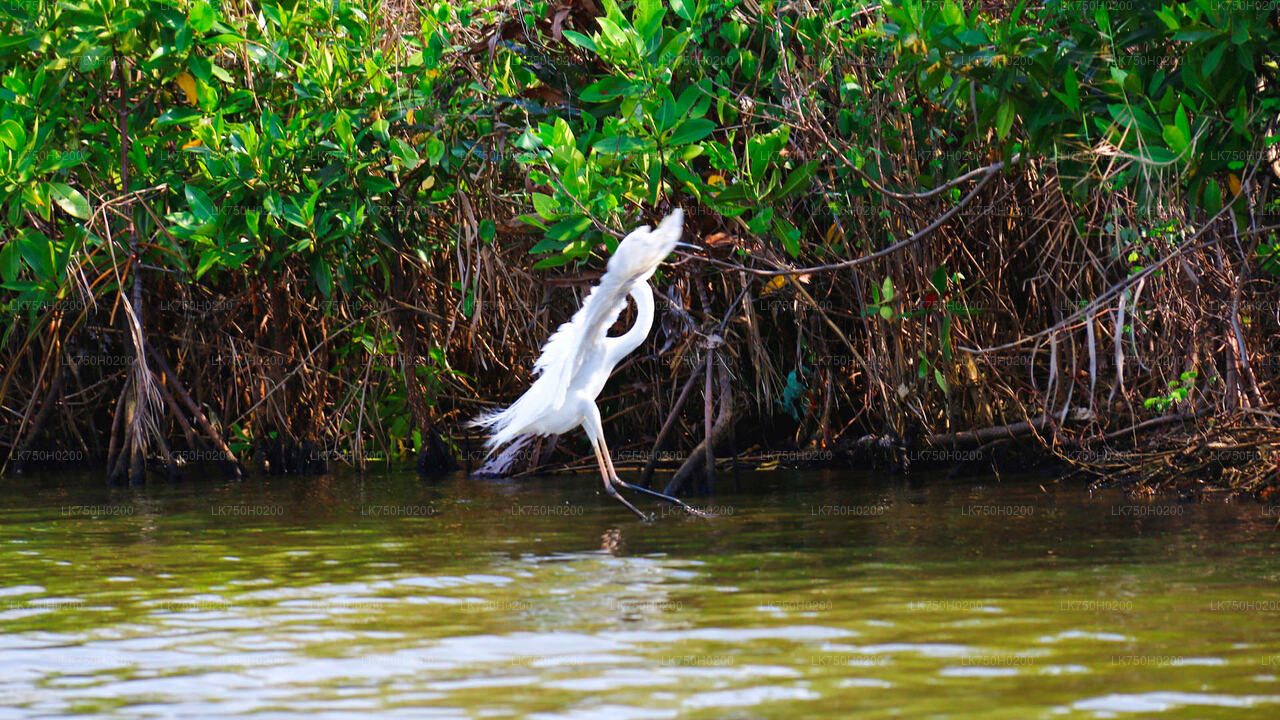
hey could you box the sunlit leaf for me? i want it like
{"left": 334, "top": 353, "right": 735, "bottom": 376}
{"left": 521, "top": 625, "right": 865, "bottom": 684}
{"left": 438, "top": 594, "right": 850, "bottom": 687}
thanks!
{"left": 49, "top": 183, "right": 91, "bottom": 220}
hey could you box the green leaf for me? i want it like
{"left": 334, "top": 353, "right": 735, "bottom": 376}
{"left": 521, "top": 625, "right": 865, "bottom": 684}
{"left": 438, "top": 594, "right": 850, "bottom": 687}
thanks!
{"left": 195, "top": 249, "right": 221, "bottom": 279}
{"left": 579, "top": 76, "right": 641, "bottom": 102}
{"left": 18, "top": 230, "right": 55, "bottom": 280}
{"left": 633, "top": 0, "right": 665, "bottom": 43}
{"left": 532, "top": 192, "right": 559, "bottom": 220}
{"left": 0, "top": 31, "right": 35, "bottom": 53}
{"left": 189, "top": 55, "right": 212, "bottom": 82}
{"left": 1172, "top": 29, "right": 1216, "bottom": 42}
{"left": 596, "top": 17, "right": 631, "bottom": 52}
{"left": 189, "top": 1, "right": 216, "bottom": 33}
{"left": 1063, "top": 67, "right": 1080, "bottom": 113}
{"left": 362, "top": 176, "right": 396, "bottom": 194}
{"left": 1161, "top": 124, "right": 1187, "bottom": 154}
{"left": 185, "top": 185, "right": 216, "bottom": 223}
{"left": 776, "top": 162, "right": 818, "bottom": 199}
{"left": 425, "top": 136, "right": 446, "bottom": 165}
{"left": 49, "top": 183, "right": 91, "bottom": 220}
{"left": 1143, "top": 146, "right": 1177, "bottom": 164}
{"left": 0, "top": 238, "right": 19, "bottom": 283}
{"left": 941, "top": 314, "right": 953, "bottom": 363}
{"left": 772, "top": 216, "right": 801, "bottom": 258}
{"left": 934, "top": 368, "right": 948, "bottom": 393}
{"left": 281, "top": 200, "right": 307, "bottom": 229}
{"left": 264, "top": 192, "right": 283, "bottom": 219}
{"left": 532, "top": 253, "right": 576, "bottom": 269}
{"left": 156, "top": 107, "right": 203, "bottom": 126}
{"left": 562, "top": 30, "right": 597, "bottom": 52}
{"left": 995, "top": 99, "right": 1015, "bottom": 140}
{"left": 333, "top": 112, "right": 353, "bottom": 149}
{"left": 667, "top": 118, "right": 715, "bottom": 145}
{"left": 391, "top": 137, "right": 420, "bottom": 167}
{"left": 676, "top": 82, "right": 704, "bottom": 117}
{"left": 941, "top": 0, "right": 963, "bottom": 25}
{"left": 1108, "top": 104, "right": 1161, "bottom": 138}
{"left": 655, "top": 92, "right": 678, "bottom": 134}
{"left": 930, "top": 264, "right": 948, "bottom": 295}
{"left": 1153, "top": 9, "right": 1179, "bottom": 30}
{"left": 1202, "top": 41, "right": 1226, "bottom": 78}
{"left": 312, "top": 254, "right": 332, "bottom": 297}
{"left": 0, "top": 119, "right": 25, "bottom": 150}
{"left": 529, "top": 236, "right": 568, "bottom": 254}
{"left": 546, "top": 215, "right": 593, "bottom": 241}
{"left": 1202, "top": 178, "right": 1222, "bottom": 216}
{"left": 592, "top": 135, "right": 651, "bottom": 154}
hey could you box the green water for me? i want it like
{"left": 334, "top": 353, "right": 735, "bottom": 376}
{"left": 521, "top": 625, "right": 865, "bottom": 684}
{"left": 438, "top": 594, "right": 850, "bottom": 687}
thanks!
{"left": 3, "top": 469, "right": 1280, "bottom": 718}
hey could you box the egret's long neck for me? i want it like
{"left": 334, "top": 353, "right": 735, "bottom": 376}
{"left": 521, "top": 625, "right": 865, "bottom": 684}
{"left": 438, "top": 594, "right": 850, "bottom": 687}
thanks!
{"left": 607, "top": 282, "right": 655, "bottom": 364}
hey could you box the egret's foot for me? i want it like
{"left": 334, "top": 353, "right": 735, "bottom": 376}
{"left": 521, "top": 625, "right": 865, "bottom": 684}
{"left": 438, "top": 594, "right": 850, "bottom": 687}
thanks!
{"left": 604, "top": 484, "right": 650, "bottom": 520}
{"left": 613, "top": 479, "right": 714, "bottom": 518}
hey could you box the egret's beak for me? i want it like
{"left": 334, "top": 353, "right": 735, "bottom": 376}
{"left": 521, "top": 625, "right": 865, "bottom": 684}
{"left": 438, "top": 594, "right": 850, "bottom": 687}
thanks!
{"left": 673, "top": 241, "right": 700, "bottom": 251}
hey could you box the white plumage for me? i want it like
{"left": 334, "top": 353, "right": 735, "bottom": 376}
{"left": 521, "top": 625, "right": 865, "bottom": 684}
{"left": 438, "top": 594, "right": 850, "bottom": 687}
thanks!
{"left": 470, "top": 209, "right": 705, "bottom": 518}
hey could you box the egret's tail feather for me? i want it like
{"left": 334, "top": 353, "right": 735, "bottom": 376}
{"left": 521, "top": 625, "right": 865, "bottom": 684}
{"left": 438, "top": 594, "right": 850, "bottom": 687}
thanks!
{"left": 466, "top": 411, "right": 499, "bottom": 429}
{"left": 467, "top": 408, "right": 517, "bottom": 455}
{"left": 468, "top": 373, "right": 560, "bottom": 454}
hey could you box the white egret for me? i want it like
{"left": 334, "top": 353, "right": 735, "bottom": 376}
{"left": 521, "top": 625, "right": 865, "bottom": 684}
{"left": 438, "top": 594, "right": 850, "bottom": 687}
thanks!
{"left": 470, "top": 209, "right": 706, "bottom": 519}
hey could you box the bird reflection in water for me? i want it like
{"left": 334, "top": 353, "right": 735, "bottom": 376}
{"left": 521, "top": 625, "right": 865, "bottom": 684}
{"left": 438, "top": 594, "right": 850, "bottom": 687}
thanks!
{"left": 600, "top": 527, "right": 623, "bottom": 555}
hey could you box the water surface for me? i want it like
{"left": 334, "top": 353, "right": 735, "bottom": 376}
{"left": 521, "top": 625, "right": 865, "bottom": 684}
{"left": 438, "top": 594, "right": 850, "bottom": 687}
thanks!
{"left": 3, "top": 469, "right": 1279, "bottom": 718}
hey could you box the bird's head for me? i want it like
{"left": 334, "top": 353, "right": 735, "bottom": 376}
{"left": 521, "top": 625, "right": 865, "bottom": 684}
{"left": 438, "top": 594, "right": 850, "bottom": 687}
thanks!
{"left": 607, "top": 208, "right": 688, "bottom": 281}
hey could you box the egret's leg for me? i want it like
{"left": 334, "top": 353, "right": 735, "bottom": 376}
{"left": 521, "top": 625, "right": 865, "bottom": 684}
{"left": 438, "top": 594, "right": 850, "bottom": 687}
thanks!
{"left": 614, "top": 477, "right": 713, "bottom": 518}
{"left": 597, "top": 426, "right": 712, "bottom": 518}
{"left": 588, "top": 429, "right": 648, "bottom": 520}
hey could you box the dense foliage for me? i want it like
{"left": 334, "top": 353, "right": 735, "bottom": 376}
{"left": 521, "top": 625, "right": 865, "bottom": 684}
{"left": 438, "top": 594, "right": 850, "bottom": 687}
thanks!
{"left": 2, "top": 1, "right": 1278, "bottom": 489}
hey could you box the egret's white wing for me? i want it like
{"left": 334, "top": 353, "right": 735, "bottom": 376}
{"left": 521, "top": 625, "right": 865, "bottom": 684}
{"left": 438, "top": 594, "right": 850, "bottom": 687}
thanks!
{"left": 534, "top": 210, "right": 683, "bottom": 407}
{"left": 468, "top": 266, "right": 634, "bottom": 453}
{"left": 532, "top": 255, "right": 638, "bottom": 407}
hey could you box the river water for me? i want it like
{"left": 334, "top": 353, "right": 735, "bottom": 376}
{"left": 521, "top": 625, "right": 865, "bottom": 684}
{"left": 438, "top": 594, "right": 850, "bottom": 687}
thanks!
{"left": 2, "top": 468, "right": 1279, "bottom": 718}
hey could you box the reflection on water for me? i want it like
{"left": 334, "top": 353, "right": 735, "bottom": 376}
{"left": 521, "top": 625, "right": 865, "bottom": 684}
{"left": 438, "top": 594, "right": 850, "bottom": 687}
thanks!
{"left": 2, "top": 469, "right": 1279, "bottom": 718}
